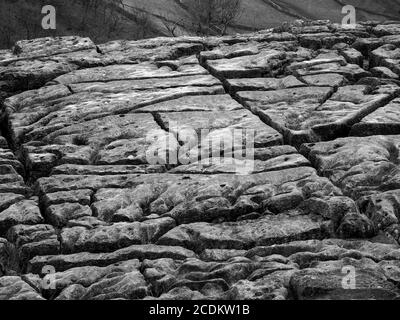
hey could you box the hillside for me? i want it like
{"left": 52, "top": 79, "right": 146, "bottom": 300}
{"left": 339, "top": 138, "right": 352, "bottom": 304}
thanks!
{"left": 1, "top": 0, "right": 399, "bottom": 48}
{"left": 0, "top": 0, "right": 161, "bottom": 49}
{"left": 1, "top": 19, "right": 400, "bottom": 299}
{"left": 124, "top": 0, "right": 400, "bottom": 35}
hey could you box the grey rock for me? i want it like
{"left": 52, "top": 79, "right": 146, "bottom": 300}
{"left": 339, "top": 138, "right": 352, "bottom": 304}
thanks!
{"left": 61, "top": 218, "right": 176, "bottom": 253}
{"left": 28, "top": 244, "right": 196, "bottom": 273}
{"left": 0, "top": 200, "right": 43, "bottom": 236}
{"left": 0, "top": 276, "right": 44, "bottom": 300}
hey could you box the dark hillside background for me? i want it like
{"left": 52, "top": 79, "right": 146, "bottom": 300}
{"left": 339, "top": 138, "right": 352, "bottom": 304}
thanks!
{"left": 1, "top": 0, "right": 399, "bottom": 48}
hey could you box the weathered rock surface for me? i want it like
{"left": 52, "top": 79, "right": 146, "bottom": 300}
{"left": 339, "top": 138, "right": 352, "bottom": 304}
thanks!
{"left": 290, "top": 258, "right": 400, "bottom": 300}
{"left": 1, "top": 20, "right": 400, "bottom": 300}
{"left": 0, "top": 200, "right": 43, "bottom": 236}
{"left": 225, "top": 76, "right": 305, "bottom": 93}
{"left": 158, "top": 213, "right": 328, "bottom": 251}
{"left": 371, "top": 44, "right": 400, "bottom": 76}
{"left": 158, "top": 109, "right": 283, "bottom": 161}
{"left": 301, "top": 135, "right": 400, "bottom": 199}
{"left": 351, "top": 98, "right": 400, "bottom": 136}
{"left": 28, "top": 244, "right": 196, "bottom": 273}
{"left": 6, "top": 224, "right": 60, "bottom": 265}
{"left": 0, "top": 276, "right": 44, "bottom": 300}
{"left": 238, "top": 82, "right": 398, "bottom": 146}
{"left": 302, "top": 135, "right": 400, "bottom": 242}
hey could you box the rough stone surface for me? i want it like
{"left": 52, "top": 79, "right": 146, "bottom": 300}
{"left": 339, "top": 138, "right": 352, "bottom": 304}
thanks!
{"left": 0, "top": 276, "right": 44, "bottom": 300}
{"left": 351, "top": 98, "right": 400, "bottom": 136}
{"left": 1, "top": 20, "right": 400, "bottom": 300}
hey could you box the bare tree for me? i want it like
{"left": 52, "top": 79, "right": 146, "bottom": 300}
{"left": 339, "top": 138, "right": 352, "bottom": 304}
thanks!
{"left": 186, "top": 0, "right": 242, "bottom": 36}
{"left": 161, "top": 17, "right": 184, "bottom": 37}
{"left": 218, "top": 0, "right": 242, "bottom": 35}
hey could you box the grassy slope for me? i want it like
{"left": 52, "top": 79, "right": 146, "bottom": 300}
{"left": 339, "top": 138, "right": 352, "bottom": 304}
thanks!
{"left": 279, "top": 0, "right": 400, "bottom": 21}
{"left": 0, "top": 0, "right": 160, "bottom": 49}
{"left": 123, "top": 0, "right": 399, "bottom": 35}
{"left": 1, "top": 0, "right": 398, "bottom": 49}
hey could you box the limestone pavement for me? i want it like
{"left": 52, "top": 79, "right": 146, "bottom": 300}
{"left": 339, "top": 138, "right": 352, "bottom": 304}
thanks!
{"left": 0, "top": 21, "right": 400, "bottom": 300}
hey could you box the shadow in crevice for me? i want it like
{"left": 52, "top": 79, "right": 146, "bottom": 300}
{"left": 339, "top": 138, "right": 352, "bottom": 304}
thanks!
{"left": 0, "top": 105, "right": 15, "bottom": 151}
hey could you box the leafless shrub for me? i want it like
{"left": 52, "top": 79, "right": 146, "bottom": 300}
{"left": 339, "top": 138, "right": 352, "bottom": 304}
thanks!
{"left": 186, "top": 0, "right": 242, "bottom": 36}
{"left": 161, "top": 17, "right": 184, "bottom": 37}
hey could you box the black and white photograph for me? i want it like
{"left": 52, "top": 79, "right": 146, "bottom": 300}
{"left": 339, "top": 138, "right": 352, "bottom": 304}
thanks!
{"left": 0, "top": 0, "right": 400, "bottom": 311}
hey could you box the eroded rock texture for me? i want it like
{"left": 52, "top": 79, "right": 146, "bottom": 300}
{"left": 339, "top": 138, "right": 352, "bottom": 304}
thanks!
{"left": 0, "top": 21, "right": 400, "bottom": 300}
